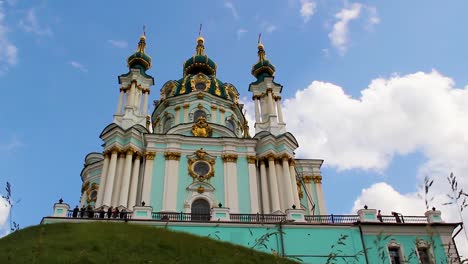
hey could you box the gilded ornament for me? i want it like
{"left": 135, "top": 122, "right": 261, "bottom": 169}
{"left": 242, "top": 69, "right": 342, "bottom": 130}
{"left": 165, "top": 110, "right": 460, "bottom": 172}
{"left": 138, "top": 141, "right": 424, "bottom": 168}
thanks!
{"left": 197, "top": 93, "right": 204, "bottom": 99}
{"left": 188, "top": 149, "right": 215, "bottom": 182}
{"left": 190, "top": 73, "right": 211, "bottom": 92}
{"left": 81, "top": 181, "right": 90, "bottom": 194}
{"left": 222, "top": 154, "right": 238, "bottom": 163}
{"left": 197, "top": 103, "right": 203, "bottom": 109}
{"left": 219, "top": 108, "right": 225, "bottom": 113}
{"left": 183, "top": 103, "right": 190, "bottom": 109}
{"left": 174, "top": 106, "right": 181, "bottom": 111}
{"left": 197, "top": 185, "right": 205, "bottom": 194}
{"left": 145, "top": 151, "right": 156, "bottom": 160}
{"left": 312, "top": 175, "right": 322, "bottom": 184}
{"left": 191, "top": 116, "right": 212, "bottom": 137}
{"left": 86, "top": 182, "right": 99, "bottom": 203}
{"left": 246, "top": 156, "right": 257, "bottom": 164}
{"left": 266, "top": 154, "right": 276, "bottom": 161}
{"left": 211, "top": 105, "right": 217, "bottom": 110}
{"left": 303, "top": 175, "right": 313, "bottom": 184}
{"left": 164, "top": 152, "right": 181, "bottom": 160}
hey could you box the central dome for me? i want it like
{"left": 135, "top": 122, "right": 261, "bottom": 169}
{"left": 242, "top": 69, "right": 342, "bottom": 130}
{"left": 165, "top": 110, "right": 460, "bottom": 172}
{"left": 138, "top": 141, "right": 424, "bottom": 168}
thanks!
{"left": 183, "top": 37, "right": 217, "bottom": 76}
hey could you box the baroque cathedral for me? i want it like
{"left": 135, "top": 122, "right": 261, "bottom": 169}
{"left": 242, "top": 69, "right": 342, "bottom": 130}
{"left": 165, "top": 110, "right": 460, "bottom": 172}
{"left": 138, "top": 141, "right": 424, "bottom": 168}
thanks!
{"left": 45, "top": 33, "right": 462, "bottom": 263}
{"left": 79, "top": 33, "right": 326, "bottom": 217}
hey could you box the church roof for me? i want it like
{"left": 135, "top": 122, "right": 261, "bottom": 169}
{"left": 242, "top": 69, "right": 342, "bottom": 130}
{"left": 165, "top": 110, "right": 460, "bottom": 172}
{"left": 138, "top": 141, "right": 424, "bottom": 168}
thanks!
{"left": 251, "top": 43, "right": 276, "bottom": 79}
{"left": 127, "top": 35, "right": 152, "bottom": 71}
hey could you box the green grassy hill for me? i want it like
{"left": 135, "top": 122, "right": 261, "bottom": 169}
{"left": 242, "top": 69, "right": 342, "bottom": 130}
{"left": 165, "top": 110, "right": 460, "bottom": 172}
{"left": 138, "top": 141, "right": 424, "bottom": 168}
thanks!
{"left": 0, "top": 222, "right": 296, "bottom": 263}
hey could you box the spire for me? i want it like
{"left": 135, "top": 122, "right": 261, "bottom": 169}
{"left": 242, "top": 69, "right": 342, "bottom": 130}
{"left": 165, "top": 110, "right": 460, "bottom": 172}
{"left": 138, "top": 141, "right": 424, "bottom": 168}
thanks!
{"left": 127, "top": 28, "right": 152, "bottom": 71}
{"left": 251, "top": 35, "right": 275, "bottom": 79}
{"left": 196, "top": 24, "right": 205, "bottom": 55}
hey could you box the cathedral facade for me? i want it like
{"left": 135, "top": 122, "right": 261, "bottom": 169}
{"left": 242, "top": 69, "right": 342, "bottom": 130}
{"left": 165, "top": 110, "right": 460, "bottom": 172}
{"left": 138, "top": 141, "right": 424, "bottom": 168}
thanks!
{"left": 44, "top": 34, "right": 462, "bottom": 264}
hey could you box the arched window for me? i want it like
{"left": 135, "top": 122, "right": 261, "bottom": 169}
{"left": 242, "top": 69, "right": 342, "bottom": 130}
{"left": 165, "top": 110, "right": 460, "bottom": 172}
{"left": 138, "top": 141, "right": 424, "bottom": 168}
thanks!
{"left": 191, "top": 199, "right": 210, "bottom": 221}
{"left": 226, "top": 119, "right": 236, "bottom": 132}
{"left": 193, "top": 110, "right": 206, "bottom": 121}
{"left": 163, "top": 117, "right": 174, "bottom": 133}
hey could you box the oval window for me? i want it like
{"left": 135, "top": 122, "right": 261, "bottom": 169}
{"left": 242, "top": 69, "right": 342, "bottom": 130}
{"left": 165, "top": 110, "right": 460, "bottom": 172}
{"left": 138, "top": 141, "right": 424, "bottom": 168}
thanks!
{"left": 194, "top": 161, "right": 210, "bottom": 177}
{"left": 193, "top": 110, "right": 206, "bottom": 121}
{"left": 195, "top": 82, "right": 206, "bottom": 91}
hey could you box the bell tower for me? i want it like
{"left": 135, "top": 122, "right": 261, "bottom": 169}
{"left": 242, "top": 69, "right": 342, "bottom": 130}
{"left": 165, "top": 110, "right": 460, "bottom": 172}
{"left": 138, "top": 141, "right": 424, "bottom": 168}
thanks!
{"left": 113, "top": 33, "right": 155, "bottom": 130}
{"left": 249, "top": 41, "right": 286, "bottom": 136}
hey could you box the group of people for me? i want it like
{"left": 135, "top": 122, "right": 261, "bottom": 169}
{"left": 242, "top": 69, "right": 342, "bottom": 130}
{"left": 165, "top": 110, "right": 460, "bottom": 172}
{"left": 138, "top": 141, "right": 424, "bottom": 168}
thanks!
{"left": 71, "top": 205, "right": 128, "bottom": 219}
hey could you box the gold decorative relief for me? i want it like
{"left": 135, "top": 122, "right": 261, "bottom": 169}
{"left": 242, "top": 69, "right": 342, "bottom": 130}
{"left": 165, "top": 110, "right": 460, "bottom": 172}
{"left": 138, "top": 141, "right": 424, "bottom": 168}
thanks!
{"left": 191, "top": 116, "right": 212, "bottom": 137}
{"left": 164, "top": 152, "right": 181, "bottom": 160}
{"left": 190, "top": 73, "right": 211, "bottom": 92}
{"left": 86, "top": 182, "right": 99, "bottom": 203}
{"left": 222, "top": 154, "right": 238, "bottom": 163}
{"left": 188, "top": 148, "right": 216, "bottom": 182}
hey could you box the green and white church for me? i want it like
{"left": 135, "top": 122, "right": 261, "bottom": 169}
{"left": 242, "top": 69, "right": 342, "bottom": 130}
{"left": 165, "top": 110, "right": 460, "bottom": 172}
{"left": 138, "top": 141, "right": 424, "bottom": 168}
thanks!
{"left": 44, "top": 33, "right": 463, "bottom": 264}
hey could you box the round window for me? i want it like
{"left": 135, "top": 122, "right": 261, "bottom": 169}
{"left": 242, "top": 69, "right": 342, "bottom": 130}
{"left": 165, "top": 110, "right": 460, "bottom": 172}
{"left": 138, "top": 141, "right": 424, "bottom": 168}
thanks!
{"left": 89, "top": 190, "right": 98, "bottom": 201}
{"left": 195, "top": 82, "right": 206, "bottom": 91}
{"left": 194, "top": 161, "right": 210, "bottom": 177}
{"left": 193, "top": 110, "right": 206, "bottom": 121}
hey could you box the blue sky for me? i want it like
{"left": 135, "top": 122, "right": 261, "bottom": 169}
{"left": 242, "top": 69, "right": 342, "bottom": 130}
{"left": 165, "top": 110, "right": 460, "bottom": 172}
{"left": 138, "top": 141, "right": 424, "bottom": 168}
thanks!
{"left": 1, "top": 0, "right": 468, "bottom": 250}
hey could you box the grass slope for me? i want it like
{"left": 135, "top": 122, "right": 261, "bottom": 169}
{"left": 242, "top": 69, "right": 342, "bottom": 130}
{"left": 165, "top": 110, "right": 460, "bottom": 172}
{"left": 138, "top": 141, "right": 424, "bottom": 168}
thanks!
{"left": 0, "top": 222, "right": 296, "bottom": 264}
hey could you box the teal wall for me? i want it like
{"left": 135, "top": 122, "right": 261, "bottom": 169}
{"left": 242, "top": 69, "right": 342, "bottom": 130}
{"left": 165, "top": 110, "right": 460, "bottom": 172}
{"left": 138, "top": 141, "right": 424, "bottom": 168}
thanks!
{"left": 177, "top": 156, "right": 191, "bottom": 211}
{"left": 150, "top": 153, "right": 166, "bottom": 211}
{"left": 180, "top": 144, "right": 223, "bottom": 151}
{"left": 237, "top": 157, "right": 251, "bottom": 213}
{"left": 212, "top": 157, "right": 225, "bottom": 205}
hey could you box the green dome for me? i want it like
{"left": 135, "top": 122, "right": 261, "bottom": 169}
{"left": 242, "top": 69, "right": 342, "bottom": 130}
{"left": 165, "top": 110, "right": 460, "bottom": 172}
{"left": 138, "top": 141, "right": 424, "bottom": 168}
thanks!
{"left": 127, "top": 35, "right": 152, "bottom": 70}
{"left": 251, "top": 43, "right": 275, "bottom": 79}
{"left": 174, "top": 73, "right": 226, "bottom": 98}
{"left": 183, "top": 37, "right": 217, "bottom": 76}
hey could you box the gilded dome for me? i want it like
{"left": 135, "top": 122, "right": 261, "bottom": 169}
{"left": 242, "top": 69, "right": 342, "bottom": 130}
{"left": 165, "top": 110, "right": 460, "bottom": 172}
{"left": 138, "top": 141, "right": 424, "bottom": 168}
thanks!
{"left": 251, "top": 43, "right": 275, "bottom": 79}
{"left": 127, "top": 35, "right": 152, "bottom": 71}
{"left": 183, "top": 37, "right": 217, "bottom": 76}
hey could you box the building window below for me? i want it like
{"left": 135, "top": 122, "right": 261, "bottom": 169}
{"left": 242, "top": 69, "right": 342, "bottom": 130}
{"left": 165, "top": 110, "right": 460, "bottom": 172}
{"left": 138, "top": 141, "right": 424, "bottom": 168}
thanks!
{"left": 388, "top": 248, "right": 402, "bottom": 264}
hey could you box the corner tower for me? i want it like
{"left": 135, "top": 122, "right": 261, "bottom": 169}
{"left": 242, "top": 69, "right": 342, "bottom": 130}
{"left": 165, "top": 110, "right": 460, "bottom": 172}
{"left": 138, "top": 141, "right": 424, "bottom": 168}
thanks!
{"left": 113, "top": 33, "right": 155, "bottom": 130}
{"left": 249, "top": 41, "right": 286, "bottom": 136}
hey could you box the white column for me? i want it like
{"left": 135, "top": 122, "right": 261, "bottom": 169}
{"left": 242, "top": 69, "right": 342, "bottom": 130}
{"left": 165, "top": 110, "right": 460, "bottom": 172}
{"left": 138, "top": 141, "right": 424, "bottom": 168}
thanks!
{"left": 275, "top": 97, "right": 284, "bottom": 123}
{"left": 135, "top": 90, "right": 142, "bottom": 112}
{"left": 247, "top": 156, "right": 259, "bottom": 213}
{"left": 259, "top": 159, "right": 270, "bottom": 213}
{"left": 126, "top": 82, "right": 136, "bottom": 108}
{"left": 267, "top": 156, "right": 281, "bottom": 213}
{"left": 211, "top": 106, "right": 218, "bottom": 123}
{"left": 142, "top": 90, "right": 149, "bottom": 115}
{"left": 289, "top": 162, "right": 301, "bottom": 208}
{"left": 183, "top": 104, "right": 189, "bottom": 122}
{"left": 95, "top": 153, "right": 110, "bottom": 208}
{"left": 223, "top": 154, "right": 239, "bottom": 213}
{"left": 267, "top": 90, "right": 274, "bottom": 114}
{"left": 314, "top": 176, "right": 327, "bottom": 215}
{"left": 118, "top": 149, "right": 134, "bottom": 207}
{"left": 174, "top": 106, "right": 181, "bottom": 125}
{"left": 127, "top": 155, "right": 141, "bottom": 208}
{"left": 275, "top": 159, "right": 286, "bottom": 211}
{"left": 141, "top": 151, "right": 156, "bottom": 205}
{"left": 116, "top": 89, "right": 124, "bottom": 114}
{"left": 220, "top": 108, "right": 225, "bottom": 123}
{"left": 111, "top": 153, "right": 125, "bottom": 207}
{"left": 162, "top": 152, "right": 180, "bottom": 211}
{"left": 254, "top": 96, "right": 261, "bottom": 123}
{"left": 102, "top": 149, "right": 119, "bottom": 206}
{"left": 282, "top": 157, "right": 294, "bottom": 210}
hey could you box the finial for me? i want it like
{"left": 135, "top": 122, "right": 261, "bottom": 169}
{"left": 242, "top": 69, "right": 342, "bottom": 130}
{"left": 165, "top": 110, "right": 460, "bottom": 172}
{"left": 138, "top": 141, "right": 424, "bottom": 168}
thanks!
{"left": 196, "top": 24, "right": 205, "bottom": 55}
{"left": 257, "top": 33, "right": 266, "bottom": 61}
{"left": 137, "top": 29, "right": 147, "bottom": 53}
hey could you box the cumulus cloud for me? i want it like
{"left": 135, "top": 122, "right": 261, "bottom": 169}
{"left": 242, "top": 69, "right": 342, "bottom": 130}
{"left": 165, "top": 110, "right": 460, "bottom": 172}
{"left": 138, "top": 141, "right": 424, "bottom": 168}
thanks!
{"left": 19, "top": 8, "right": 52, "bottom": 36}
{"left": 265, "top": 24, "right": 277, "bottom": 33}
{"left": 328, "top": 3, "right": 362, "bottom": 54}
{"left": 0, "top": 1, "right": 18, "bottom": 74}
{"left": 224, "top": 1, "right": 239, "bottom": 19}
{"left": 0, "top": 135, "right": 23, "bottom": 153}
{"left": 69, "top": 61, "right": 88, "bottom": 73}
{"left": 300, "top": 0, "right": 316, "bottom": 23}
{"left": 366, "top": 6, "right": 380, "bottom": 27}
{"left": 108, "top": 39, "right": 128, "bottom": 49}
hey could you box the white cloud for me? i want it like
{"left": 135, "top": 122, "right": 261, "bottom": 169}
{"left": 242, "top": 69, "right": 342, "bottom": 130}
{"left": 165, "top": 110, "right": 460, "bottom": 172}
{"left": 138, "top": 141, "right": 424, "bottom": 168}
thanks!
{"left": 0, "top": 197, "right": 10, "bottom": 236}
{"left": 19, "top": 8, "right": 52, "bottom": 36}
{"left": 265, "top": 24, "right": 277, "bottom": 33}
{"left": 236, "top": 28, "right": 247, "bottom": 39}
{"left": 0, "top": 1, "right": 17, "bottom": 74}
{"left": 224, "top": 1, "right": 239, "bottom": 20}
{"left": 300, "top": 0, "right": 316, "bottom": 23}
{"left": 0, "top": 135, "right": 23, "bottom": 153}
{"left": 328, "top": 3, "right": 362, "bottom": 54}
{"left": 366, "top": 6, "right": 380, "bottom": 27}
{"left": 108, "top": 39, "right": 128, "bottom": 49}
{"left": 69, "top": 61, "right": 88, "bottom": 73}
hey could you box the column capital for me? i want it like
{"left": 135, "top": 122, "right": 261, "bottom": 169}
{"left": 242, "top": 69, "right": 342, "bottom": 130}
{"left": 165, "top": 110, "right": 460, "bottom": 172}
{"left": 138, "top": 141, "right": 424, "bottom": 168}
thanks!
{"left": 110, "top": 146, "right": 122, "bottom": 154}
{"left": 118, "top": 153, "right": 126, "bottom": 158}
{"left": 280, "top": 154, "right": 290, "bottom": 161}
{"left": 126, "top": 147, "right": 137, "bottom": 155}
{"left": 246, "top": 156, "right": 257, "bottom": 164}
{"left": 222, "top": 154, "right": 238, "bottom": 163}
{"left": 174, "top": 105, "right": 181, "bottom": 111}
{"left": 303, "top": 175, "right": 313, "bottom": 184}
{"left": 219, "top": 108, "right": 226, "bottom": 113}
{"left": 289, "top": 158, "right": 296, "bottom": 166}
{"left": 164, "top": 151, "right": 181, "bottom": 160}
{"left": 183, "top": 103, "right": 190, "bottom": 109}
{"left": 145, "top": 151, "right": 156, "bottom": 160}
{"left": 266, "top": 88, "right": 273, "bottom": 93}
{"left": 274, "top": 158, "right": 281, "bottom": 165}
{"left": 312, "top": 175, "right": 322, "bottom": 184}
{"left": 266, "top": 154, "right": 276, "bottom": 162}
{"left": 134, "top": 153, "right": 142, "bottom": 160}
{"left": 274, "top": 96, "right": 281, "bottom": 101}
{"left": 211, "top": 105, "right": 218, "bottom": 110}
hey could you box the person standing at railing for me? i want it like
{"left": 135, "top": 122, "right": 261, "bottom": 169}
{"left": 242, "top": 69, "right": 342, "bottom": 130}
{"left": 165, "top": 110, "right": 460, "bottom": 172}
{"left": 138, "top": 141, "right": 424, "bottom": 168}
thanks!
{"left": 107, "top": 206, "right": 113, "bottom": 219}
{"left": 377, "top": 210, "right": 383, "bottom": 222}
{"left": 99, "top": 208, "right": 105, "bottom": 218}
{"left": 80, "top": 206, "right": 86, "bottom": 218}
{"left": 72, "top": 206, "right": 79, "bottom": 218}
{"left": 114, "top": 207, "right": 119, "bottom": 218}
